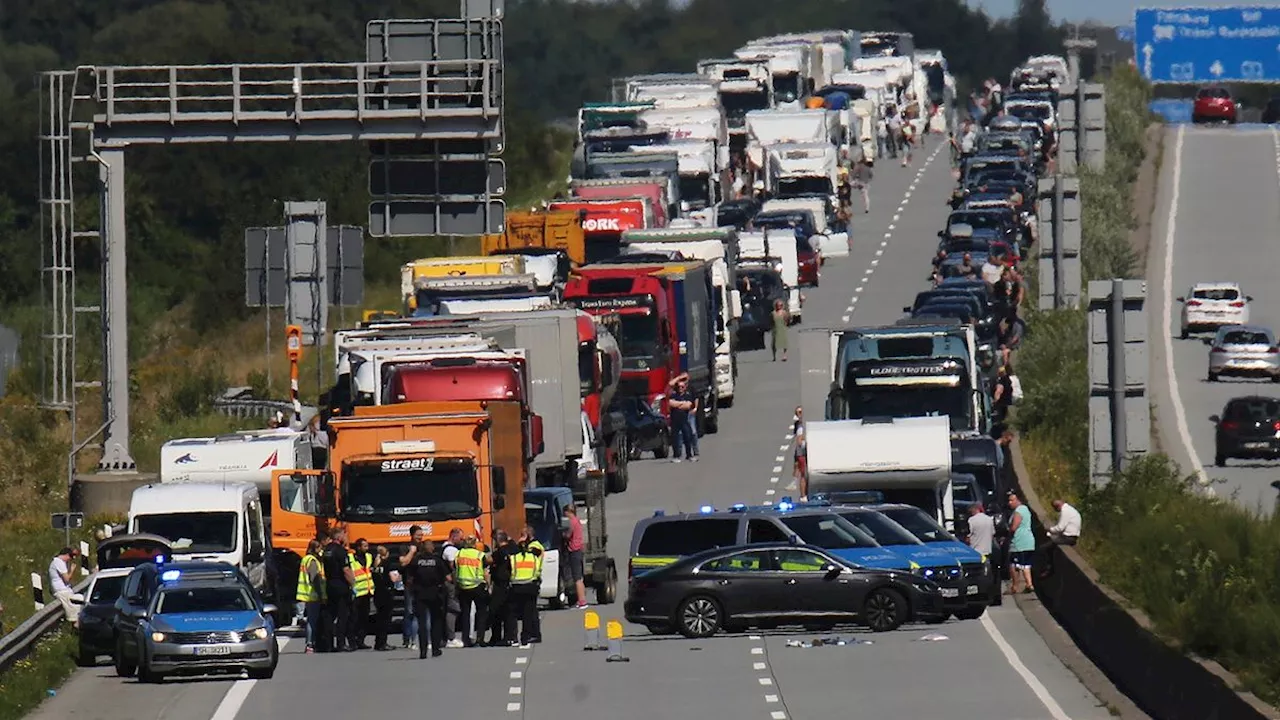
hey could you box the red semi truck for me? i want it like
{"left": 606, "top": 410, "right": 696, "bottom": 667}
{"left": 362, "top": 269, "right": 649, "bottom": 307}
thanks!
{"left": 570, "top": 179, "right": 670, "bottom": 229}
{"left": 548, "top": 198, "right": 654, "bottom": 264}
{"left": 563, "top": 260, "right": 719, "bottom": 459}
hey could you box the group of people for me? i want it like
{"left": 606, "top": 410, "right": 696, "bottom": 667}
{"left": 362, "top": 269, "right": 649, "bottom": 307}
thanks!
{"left": 296, "top": 513, "right": 583, "bottom": 659}
{"left": 965, "top": 494, "right": 1082, "bottom": 596}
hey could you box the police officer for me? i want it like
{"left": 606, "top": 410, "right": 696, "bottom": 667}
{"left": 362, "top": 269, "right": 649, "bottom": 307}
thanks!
{"left": 348, "top": 538, "right": 373, "bottom": 650}
{"left": 370, "top": 545, "right": 395, "bottom": 651}
{"left": 322, "top": 527, "right": 355, "bottom": 652}
{"left": 407, "top": 538, "right": 450, "bottom": 658}
{"left": 509, "top": 526, "right": 544, "bottom": 646}
{"left": 296, "top": 539, "right": 326, "bottom": 654}
{"left": 453, "top": 535, "right": 490, "bottom": 647}
{"left": 487, "top": 529, "right": 517, "bottom": 646}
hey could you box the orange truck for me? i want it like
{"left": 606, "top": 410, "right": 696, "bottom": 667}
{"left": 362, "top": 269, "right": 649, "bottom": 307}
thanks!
{"left": 483, "top": 209, "right": 588, "bottom": 266}
{"left": 269, "top": 399, "right": 530, "bottom": 617}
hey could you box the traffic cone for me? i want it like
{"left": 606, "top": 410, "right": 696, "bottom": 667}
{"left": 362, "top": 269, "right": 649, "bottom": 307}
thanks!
{"left": 583, "top": 610, "right": 605, "bottom": 651}
{"left": 605, "top": 620, "right": 629, "bottom": 662}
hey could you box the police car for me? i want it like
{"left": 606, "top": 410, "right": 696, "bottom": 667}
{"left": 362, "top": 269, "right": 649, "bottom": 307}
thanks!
{"left": 114, "top": 561, "right": 278, "bottom": 682}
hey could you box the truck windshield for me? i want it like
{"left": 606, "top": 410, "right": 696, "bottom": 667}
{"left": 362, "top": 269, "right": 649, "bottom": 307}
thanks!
{"left": 773, "top": 73, "right": 800, "bottom": 103}
{"left": 876, "top": 506, "right": 953, "bottom": 543}
{"left": 839, "top": 381, "right": 973, "bottom": 433}
{"left": 777, "top": 177, "right": 832, "bottom": 198}
{"left": 834, "top": 511, "right": 923, "bottom": 546}
{"left": 342, "top": 459, "right": 481, "bottom": 522}
{"left": 679, "top": 175, "right": 711, "bottom": 208}
{"left": 135, "top": 512, "right": 237, "bottom": 554}
{"left": 721, "top": 90, "right": 769, "bottom": 120}
{"left": 778, "top": 514, "right": 879, "bottom": 549}
{"left": 618, "top": 313, "right": 662, "bottom": 367}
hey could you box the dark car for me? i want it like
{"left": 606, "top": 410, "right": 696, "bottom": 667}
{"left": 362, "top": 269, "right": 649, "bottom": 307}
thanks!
{"left": 752, "top": 210, "right": 821, "bottom": 286}
{"left": 736, "top": 265, "right": 787, "bottom": 350}
{"left": 77, "top": 534, "right": 173, "bottom": 665}
{"left": 715, "top": 198, "right": 762, "bottom": 230}
{"left": 1193, "top": 86, "right": 1236, "bottom": 124}
{"left": 1211, "top": 396, "right": 1280, "bottom": 466}
{"left": 624, "top": 543, "right": 942, "bottom": 637}
{"left": 616, "top": 395, "right": 671, "bottom": 460}
{"left": 1263, "top": 98, "right": 1280, "bottom": 124}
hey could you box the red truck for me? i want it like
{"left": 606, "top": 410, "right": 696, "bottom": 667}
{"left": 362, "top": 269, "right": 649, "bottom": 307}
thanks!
{"left": 571, "top": 179, "right": 670, "bottom": 229}
{"left": 548, "top": 198, "right": 654, "bottom": 264}
{"left": 563, "top": 260, "right": 719, "bottom": 460}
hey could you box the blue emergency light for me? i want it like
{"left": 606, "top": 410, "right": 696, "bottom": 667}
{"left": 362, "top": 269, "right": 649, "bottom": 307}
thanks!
{"left": 699, "top": 505, "right": 715, "bottom": 514}
{"left": 653, "top": 509, "right": 665, "bottom": 517}
{"left": 730, "top": 503, "right": 747, "bottom": 512}
{"left": 776, "top": 497, "right": 795, "bottom": 511}
{"left": 160, "top": 569, "right": 181, "bottom": 582}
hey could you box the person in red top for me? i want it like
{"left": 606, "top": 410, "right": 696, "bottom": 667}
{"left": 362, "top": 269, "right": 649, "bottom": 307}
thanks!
{"left": 562, "top": 504, "right": 588, "bottom": 609}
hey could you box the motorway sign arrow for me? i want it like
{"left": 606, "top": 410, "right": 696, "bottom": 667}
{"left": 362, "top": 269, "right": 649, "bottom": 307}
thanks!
{"left": 1134, "top": 6, "right": 1280, "bottom": 84}
{"left": 1142, "top": 43, "right": 1154, "bottom": 78}
{"left": 1209, "top": 60, "right": 1223, "bottom": 77}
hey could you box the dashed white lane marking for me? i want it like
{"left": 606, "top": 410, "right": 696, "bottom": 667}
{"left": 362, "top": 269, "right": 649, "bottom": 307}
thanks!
{"left": 754, "top": 661, "right": 768, "bottom": 670}
{"left": 751, "top": 647, "right": 764, "bottom": 655}
{"left": 507, "top": 654, "right": 531, "bottom": 712}
{"left": 759, "top": 677, "right": 774, "bottom": 686}
{"left": 772, "top": 712, "right": 788, "bottom": 720}
{"left": 765, "top": 695, "right": 779, "bottom": 703}
{"left": 515, "top": 656, "right": 528, "bottom": 664}
{"left": 508, "top": 686, "right": 522, "bottom": 695}
{"left": 210, "top": 637, "right": 293, "bottom": 720}
{"left": 771, "top": 465, "right": 783, "bottom": 473}
{"left": 765, "top": 488, "right": 776, "bottom": 495}
{"left": 875, "top": 248, "right": 884, "bottom": 256}
{"left": 775, "top": 455, "right": 786, "bottom": 461}
{"left": 510, "top": 671, "right": 522, "bottom": 679}
{"left": 841, "top": 315, "right": 850, "bottom": 322}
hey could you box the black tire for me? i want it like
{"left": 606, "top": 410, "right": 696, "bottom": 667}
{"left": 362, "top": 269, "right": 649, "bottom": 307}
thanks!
{"left": 76, "top": 641, "right": 96, "bottom": 668}
{"left": 114, "top": 637, "right": 136, "bottom": 678}
{"left": 607, "top": 447, "right": 629, "bottom": 494}
{"left": 954, "top": 606, "right": 987, "bottom": 620}
{"left": 595, "top": 564, "right": 618, "bottom": 605}
{"left": 923, "top": 613, "right": 949, "bottom": 624}
{"left": 248, "top": 666, "right": 275, "bottom": 680}
{"left": 1208, "top": 372, "right": 1218, "bottom": 382}
{"left": 1180, "top": 327, "right": 1189, "bottom": 340}
{"left": 675, "top": 595, "right": 723, "bottom": 638}
{"left": 137, "top": 663, "right": 162, "bottom": 684}
{"left": 863, "top": 588, "right": 908, "bottom": 632}
{"left": 547, "top": 576, "right": 566, "bottom": 610}
{"left": 718, "top": 394, "right": 734, "bottom": 409}
{"left": 652, "top": 433, "right": 669, "bottom": 459}
{"left": 705, "top": 407, "right": 719, "bottom": 435}
{"left": 1271, "top": 374, "right": 1279, "bottom": 383}
{"left": 1215, "top": 451, "right": 1227, "bottom": 467}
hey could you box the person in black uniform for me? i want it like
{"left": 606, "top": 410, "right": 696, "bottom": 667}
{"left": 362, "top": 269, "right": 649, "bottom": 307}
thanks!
{"left": 487, "top": 529, "right": 517, "bottom": 646}
{"left": 370, "top": 545, "right": 394, "bottom": 651}
{"left": 321, "top": 527, "right": 355, "bottom": 652}
{"left": 510, "top": 526, "right": 544, "bottom": 646}
{"left": 406, "top": 538, "right": 450, "bottom": 658}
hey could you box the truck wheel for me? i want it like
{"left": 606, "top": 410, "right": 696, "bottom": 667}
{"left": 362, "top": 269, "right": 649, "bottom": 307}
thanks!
{"left": 718, "top": 394, "right": 734, "bottom": 410}
{"left": 705, "top": 408, "right": 719, "bottom": 435}
{"left": 607, "top": 454, "right": 629, "bottom": 494}
{"left": 595, "top": 563, "right": 618, "bottom": 605}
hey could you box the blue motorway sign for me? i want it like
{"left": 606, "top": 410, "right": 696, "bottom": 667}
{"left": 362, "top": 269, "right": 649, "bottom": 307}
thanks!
{"left": 1134, "top": 6, "right": 1280, "bottom": 83}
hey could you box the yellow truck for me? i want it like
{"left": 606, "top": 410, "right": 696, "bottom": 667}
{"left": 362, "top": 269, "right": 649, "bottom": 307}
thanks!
{"left": 483, "top": 209, "right": 587, "bottom": 266}
{"left": 400, "top": 255, "right": 525, "bottom": 313}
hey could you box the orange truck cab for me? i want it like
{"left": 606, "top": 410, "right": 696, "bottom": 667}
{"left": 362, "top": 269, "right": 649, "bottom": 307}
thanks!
{"left": 269, "top": 400, "right": 528, "bottom": 617}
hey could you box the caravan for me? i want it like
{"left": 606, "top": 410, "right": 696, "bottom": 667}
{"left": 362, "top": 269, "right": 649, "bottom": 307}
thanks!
{"left": 161, "top": 430, "right": 313, "bottom": 495}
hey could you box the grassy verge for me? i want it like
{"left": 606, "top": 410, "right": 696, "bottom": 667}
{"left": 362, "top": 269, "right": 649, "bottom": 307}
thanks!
{"left": 1014, "top": 65, "right": 1280, "bottom": 705}
{"left": 0, "top": 628, "right": 78, "bottom": 720}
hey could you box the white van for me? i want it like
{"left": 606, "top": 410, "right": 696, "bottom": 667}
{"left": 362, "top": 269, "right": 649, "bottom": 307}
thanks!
{"left": 161, "top": 430, "right": 312, "bottom": 495}
{"left": 127, "top": 483, "right": 269, "bottom": 592}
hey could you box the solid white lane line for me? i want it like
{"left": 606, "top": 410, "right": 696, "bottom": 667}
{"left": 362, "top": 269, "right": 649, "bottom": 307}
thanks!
{"left": 980, "top": 614, "right": 1070, "bottom": 720}
{"left": 210, "top": 637, "right": 293, "bottom": 720}
{"left": 1159, "top": 125, "right": 1209, "bottom": 489}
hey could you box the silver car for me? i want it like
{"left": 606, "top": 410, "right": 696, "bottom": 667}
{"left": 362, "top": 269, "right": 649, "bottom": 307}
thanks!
{"left": 1207, "top": 326, "right": 1280, "bottom": 382}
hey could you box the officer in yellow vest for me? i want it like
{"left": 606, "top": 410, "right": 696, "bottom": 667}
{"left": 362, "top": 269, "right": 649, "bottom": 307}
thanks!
{"left": 454, "top": 535, "right": 490, "bottom": 646}
{"left": 347, "top": 538, "right": 374, "bottom": 650}
{"left": 297, "top": 538, "right": 326, "bottom": 653}
{"left": 509, "top": 526, "right": 544, "bottom": 646}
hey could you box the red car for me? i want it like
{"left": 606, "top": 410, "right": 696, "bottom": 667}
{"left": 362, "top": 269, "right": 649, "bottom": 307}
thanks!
{"left": 1193, "top": 87, "right": 1236, "bottom": 124}
{"left": 797, "top": 236, "right": 820, "bottom": 287}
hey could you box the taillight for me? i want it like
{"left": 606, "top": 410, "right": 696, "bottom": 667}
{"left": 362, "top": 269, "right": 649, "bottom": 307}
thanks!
{"left": 1269, "top": 347, "right": 1279, "bottom": 354}
{"left": 1273, "top": 421, "right": 1280, "bottom": 432}
{"left": 1186, "top": 300, "right": 1202, "bottom": 307}
{"left": 1222, "top": 421, "right": 1239, "bottom": 431}
{"left": 1212, "top": 347, "right": 1225, "bottom": 353}
{"left": 1230, "top": 301, "right": 1245, "bottom": 308}
{"left": 627, "top": 559, "right": 634, "bottom": 579}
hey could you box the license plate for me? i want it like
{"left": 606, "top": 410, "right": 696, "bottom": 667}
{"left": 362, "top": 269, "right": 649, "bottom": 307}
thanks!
{"left": 1243, "top": 442, "right": 1270, "bottom": 449}
{"left": 193, "top": 646, "right": 233, "bottom": 656}
{"left": 967, "top": 585, "right": 980, "bottom": 595}
{"left": 941, "top": 588, "right": 960, "bottom": 598}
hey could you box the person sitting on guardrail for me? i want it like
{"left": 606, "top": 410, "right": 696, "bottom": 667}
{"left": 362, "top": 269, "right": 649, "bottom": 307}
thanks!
{"left": 1037, "top": 500, "right": 1082, "bottom": 579}
{"left": 49, "top": 547, "right": 84, "bottom": 626}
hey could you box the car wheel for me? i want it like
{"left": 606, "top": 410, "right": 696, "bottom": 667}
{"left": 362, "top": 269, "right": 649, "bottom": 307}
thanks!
{"left": 954, "top": 606, "right": 987, "bottom": 621}
{"left": 248, "top": 666, "right": 275, "bottom": 680}
{"left": 1208, "top": 372, "right": 1218, "bottom": 382}
{"left": 76, "top": 641, "right": 96, "bottom": 668}
{"left": 137, "top": 663, "right": 162, "bottom": 684}
{"left": 676, "top": 595, "right": 723, "bottom": 638}
{"left": 652, "top": 432, "right": 669, "bottom": 460}
{"left": 1180, "top": 327, "right": 1189, "bottom": 340}
{"left": 863, "top": 588, "right": 908, "bottom": 632}
{"left": 607, "top": 448, "right": 629, "bottom": 495}
{"left": 1271, "top": 374, "right": 1280, "bottom": 384}
{"left": 114, "top": 637, "right": 136, "bottom": 678}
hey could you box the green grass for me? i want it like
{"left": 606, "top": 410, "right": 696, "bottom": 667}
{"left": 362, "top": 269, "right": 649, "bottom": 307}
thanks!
{"left": 1015, "top": 65, "right": 1280, "bottom": 706}
{"left": 0, "top": 628, "right": 78, "bottom": 720}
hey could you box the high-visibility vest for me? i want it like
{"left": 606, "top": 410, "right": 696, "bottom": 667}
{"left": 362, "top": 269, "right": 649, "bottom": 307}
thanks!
{"left": 455, "top": 547, "right": 486, "bottom": 590}
{"left": 511, "top": 546, "right": 540, "bottom": 585}
{"left": 296, "top": 554, "right": 324, "bottom": 603}
{"left": 349, "top": 551, "right": 373, "bottom": 597}
{"left": 528, "top": 540, "right": 545, "bottom": 579}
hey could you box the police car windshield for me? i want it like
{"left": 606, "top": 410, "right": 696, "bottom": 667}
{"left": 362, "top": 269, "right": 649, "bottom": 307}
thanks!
{"left": 877, "top": 507, "right": 952, "bottom": 543}
{"left": 834, "top": 511, "right": 923, "bottom": 546}
{"left": 155, "top": 586, "right": 256, "bottom": 614}
{"left": 135, "top": 512, "right": 237, "bottom": 554}
{"left": 778, "top": 514, "right": 879, "bottom": 549}
{"left": 342, "top": 458, "right": 480, "bottom": 522}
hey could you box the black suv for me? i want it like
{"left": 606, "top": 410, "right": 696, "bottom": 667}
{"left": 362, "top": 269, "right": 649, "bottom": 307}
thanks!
{"left": 1211, "top": 396, "right": 1280, "bottom": 466}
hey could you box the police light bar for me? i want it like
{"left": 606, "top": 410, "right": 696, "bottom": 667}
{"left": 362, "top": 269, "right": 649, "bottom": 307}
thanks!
{"left": 161, "top": 569, "right": 181, "bottom": 582}
{"left": 381, "top": 440, "right": 436, "bottom": 454}
{"left": 730, "top": 503, "right": 747, "bottom": 512}
{"left": 699, "top": 505, "right": 715, "bottom": 514}
{"left": 653, "top": 509, "right": 665, "bottom": 517}
{"left": 776, "top": 497, "right": 795, "bottom": 511}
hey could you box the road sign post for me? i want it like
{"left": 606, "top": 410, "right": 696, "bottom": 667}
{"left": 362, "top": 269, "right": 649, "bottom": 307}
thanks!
{"left": 286, "top": 325, "right": 303, "bottom": 428}
{"left": 1134, "top": 6, "right": 1280, "bottom": 84}
{"left": 1088, "top": 280, "right": 1150, "bottom": 486}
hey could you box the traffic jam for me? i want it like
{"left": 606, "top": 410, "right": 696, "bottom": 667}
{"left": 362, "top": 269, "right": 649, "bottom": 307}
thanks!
{"left": 69, "top": 29, "right": 1066, "bottom": 681}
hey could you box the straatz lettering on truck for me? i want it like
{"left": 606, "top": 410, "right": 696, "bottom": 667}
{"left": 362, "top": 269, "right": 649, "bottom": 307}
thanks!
{"left": 343, "top": 457, "right": 481, "bottom": 522}
{"left": 382, "top": 457, "right": 435, "bottom": 472}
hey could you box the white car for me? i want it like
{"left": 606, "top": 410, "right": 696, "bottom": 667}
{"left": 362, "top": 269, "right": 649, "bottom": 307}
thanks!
{"left": 1178, "top": 282, "right": 1251, "bottom": 339}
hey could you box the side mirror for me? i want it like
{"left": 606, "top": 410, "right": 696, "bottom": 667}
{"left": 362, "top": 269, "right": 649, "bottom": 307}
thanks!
{"left": 318, "top": 471, "right": 337, "bottom": 516}
{"left": 494, "top": 495, "right": 506, "bottom": 511}
{"left": 1176, "top": 297, "right": 1185, "bottom": 303}
{"left": 491, "top": 466, "right": 507, "bottom": 497}
{"left": 823, "top": 565, "right": 842, "bottom": 580}
{"left": 1247, "top": 296, "right": 1254, "bottom": 301}
{"left": 127, "top": 607, "right": 149, "bottom": 620}
{"left": 1209, "top": 414, "right": 1221, "bottom": 424}
{"left": 530, "top": 414, "right": 546, "bottom": 457}
{"left": 261, "top": 604, "right": 278, "bottom": 616}
{"left": 247, "top": 547, "right": 264, "bottom": 564}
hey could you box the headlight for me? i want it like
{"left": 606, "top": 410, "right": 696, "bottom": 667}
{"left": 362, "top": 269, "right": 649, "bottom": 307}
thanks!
{"left": 250, "top": 627, "right": 270, "bottom": 640}
{"left": 151, "top": 632, "right": 166, "bottom": 643}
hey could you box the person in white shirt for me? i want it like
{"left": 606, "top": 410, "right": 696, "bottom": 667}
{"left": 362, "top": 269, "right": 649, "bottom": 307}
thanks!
{"left": 49, "top": 547, "right": 83, "bottom": 625}
{"left": 1048, "top": 500, "right": 1081, "bottom": 545}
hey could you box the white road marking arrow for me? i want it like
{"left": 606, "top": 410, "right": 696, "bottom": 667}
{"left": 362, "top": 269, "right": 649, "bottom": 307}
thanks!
{"left": 1142, "top": 43, "right": 1154, "bottom": 77}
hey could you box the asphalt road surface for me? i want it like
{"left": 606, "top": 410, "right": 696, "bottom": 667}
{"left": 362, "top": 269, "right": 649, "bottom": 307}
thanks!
{"left": 1149, "top": 125, "right": 1280, "bottom": 512}
{"left": 31, "top": 135, "right": 1111, "bottom": 720}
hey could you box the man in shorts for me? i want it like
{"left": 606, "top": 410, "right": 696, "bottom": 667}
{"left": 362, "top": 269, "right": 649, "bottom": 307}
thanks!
{"left": 1007, "top": 493, "right": 1035, "bottom": 594}
{"left": 562, "top": 504, "right": 588, "bottom": 609}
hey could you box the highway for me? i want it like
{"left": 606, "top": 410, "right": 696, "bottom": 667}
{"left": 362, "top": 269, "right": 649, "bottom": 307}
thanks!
{"left": 30, "top": 135, "right": 1110, "bottom": 720}
{"left": 1150, "top": 125, "right": 1280, "bottom": 511}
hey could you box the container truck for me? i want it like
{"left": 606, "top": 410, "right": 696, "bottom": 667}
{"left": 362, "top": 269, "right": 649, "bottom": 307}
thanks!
{"left": 549, "top": 197, "right": 656, "bottom": 264}
{"left": 739, "top": 229, "right": 801, "bottom": 322}
{"left": 735, "top": 45, "right": 812, "bottom": 107}
{"left": 581, "top": 152, "right": 682, "bottom": 219}
{"left": 629, "top": 140, "right": 722, "bottom": 210}
{"left": 696, "top": 57, "right": 774, "bottom": 151}
{"left": 563, "top": 260, "right": 719, "bottom": 438}
{"left": 571, "top": 179, "right": 670, "bottom": 231}
{"left": 744, "top": 109, "right": 840, "bottom": 179}
{"left": 400, "top": 255, "right": 525, "bottom": 314}
{"left": 483, "top": 209, "right": 586, "bottom": 278}
{"left": 621, "top": 227, "right": 742, "bottom": 407}
{"left": 413, "top": 275, "right": 555, "bottom": 317}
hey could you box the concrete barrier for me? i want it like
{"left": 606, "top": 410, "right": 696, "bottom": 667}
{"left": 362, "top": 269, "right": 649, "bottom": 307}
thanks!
{"left": 1009, "top": 436, "right": 1280, "bottom": 720}
{"left": 70, "top": 472, "right": 158, "bottom": 517}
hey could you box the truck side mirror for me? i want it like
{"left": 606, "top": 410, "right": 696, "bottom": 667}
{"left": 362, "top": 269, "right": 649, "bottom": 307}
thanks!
{"left": 530, "top": 414, "right": 546, "bottom": 457}
{"left": 493, "top": 495, "right": 506, "bottom": 511}
{"left": 491, "top": 467, "right": 507, "bottom": 497}
{"left": 317, "top": 472, "right": 337, "bottom": 516}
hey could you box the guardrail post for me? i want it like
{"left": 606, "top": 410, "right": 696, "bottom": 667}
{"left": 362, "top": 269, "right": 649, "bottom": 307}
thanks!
{"left": 31, "top": 573, "right": 44, "bottom": 611}
{"left": 1053, "top": 174, "right": 1065, "bottom": 309}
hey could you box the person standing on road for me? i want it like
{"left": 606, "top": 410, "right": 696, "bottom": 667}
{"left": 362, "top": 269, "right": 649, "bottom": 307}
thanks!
{"left": 1007, "top": 493, "right": 1035, "bottom": 595}
{"left": 900, "top": 119, "right": 916, "bottom": 167}
{"left": 562, "top": 504, "right": 589, "bottom": 609}
{"left": 453, "top": 535, "right": 490, "bottom": 647}
{"left": 296, "top": 539, "right": 326, "bottom": 653}
{"left": 440, "top": 528, "right": 464, "bottom": 649}
{"left": 347, "top": 538, "right": 373, "bottom": 650}
{"left": 851, "top": 155, "right": 872, "bottom": 214}
{"left": 791, "top": 407, "right": 809, "bottom": 499}
{"left": 667, "top": 373, "right": 699, "bottom": 462}
{"left": 407, "top": 538, "right": 449, "bottom": 658}
{"left": 322, "top": 527, "right": 355, "bottom": 652}
{"left": 398, "top": 525, "right": 424, "bottom": 649}
{"left": 509, "top": 527, "right": 544, "bottom": 646}
{"left": 488, "top": 529, "right": 518, "bottom": 646}
{"left": 370, "top": 545, "right": 394, "bottom": 651}
{"left": 49, "top": 547, "right": 83, "bottom": 626}
{"left": 771, "top": 299, "right": 790, "bottom": 362}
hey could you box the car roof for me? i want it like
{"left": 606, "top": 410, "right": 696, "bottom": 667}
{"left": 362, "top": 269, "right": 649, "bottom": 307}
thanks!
{"left": 669, "top": 542, "right": 842, "bottom": 568}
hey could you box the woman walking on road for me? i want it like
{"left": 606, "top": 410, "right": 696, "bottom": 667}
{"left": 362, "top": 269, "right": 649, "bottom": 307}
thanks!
{"left": 771, "top": 299, "right": 790, "bottom": 362}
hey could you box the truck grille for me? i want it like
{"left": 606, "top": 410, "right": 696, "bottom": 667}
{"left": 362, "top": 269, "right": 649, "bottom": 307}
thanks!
{"left": 168, "top": 631, "right": 240, "bottom": 644}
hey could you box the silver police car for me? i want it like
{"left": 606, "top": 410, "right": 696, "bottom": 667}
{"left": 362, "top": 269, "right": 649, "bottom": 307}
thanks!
{"left": 1208, "top": 325, "right": 1280, "bottom": 382}
{"left": 125, "top": 566, "right": 278, "bottom": 682}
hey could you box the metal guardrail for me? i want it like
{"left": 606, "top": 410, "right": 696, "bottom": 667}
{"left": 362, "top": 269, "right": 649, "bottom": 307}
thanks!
{"left": 0, "top": 578, "right": 90, "bottom": 675}
{"left": 212, "top": 398, "right": 318, "bottom": 424}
